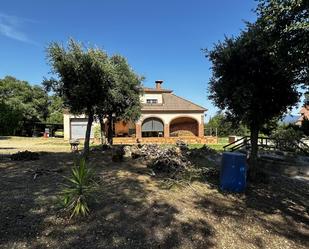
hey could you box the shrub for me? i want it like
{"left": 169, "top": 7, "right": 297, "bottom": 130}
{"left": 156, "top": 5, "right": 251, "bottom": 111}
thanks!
{"left": 93, "top": 124, "right": 101, "bottom": 140}
{"left": 270, "top": 126, "right": 303, "bottom": 152}
{"left": 62, "top": 158, "right": 95, "bottom": 218}
{"left": 301, "top": 118, "right": 309, "bottom": 137}
{"left": 54, "top": 129, "right": 64, "bottom": 137}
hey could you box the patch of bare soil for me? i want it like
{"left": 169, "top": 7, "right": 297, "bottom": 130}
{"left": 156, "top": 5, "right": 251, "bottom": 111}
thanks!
{"left": 0, "top": 148, "right": 308, "bottom": 249}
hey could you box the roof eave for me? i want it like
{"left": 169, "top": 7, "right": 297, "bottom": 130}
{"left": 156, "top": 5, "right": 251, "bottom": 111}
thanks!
{"left": 141, "top": 109, "right": 206, "bottom": 113}
{"left": 143, "top": 90, "right": 173, "bottom": 93}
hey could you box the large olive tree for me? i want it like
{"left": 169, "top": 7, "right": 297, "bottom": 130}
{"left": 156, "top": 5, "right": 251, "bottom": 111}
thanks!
{"left": 206, "top": 26, "right": 300, "bottom": 179}
{"left": 46, "top": 39, "right": 112, "bottom": 155}
{"left": 46, "top": 39, "right": 142, "bottom": 152}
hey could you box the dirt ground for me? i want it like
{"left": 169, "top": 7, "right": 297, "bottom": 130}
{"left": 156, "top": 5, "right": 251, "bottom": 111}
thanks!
{"left": 0, "top": 137, "right": 308, "bottom": 249}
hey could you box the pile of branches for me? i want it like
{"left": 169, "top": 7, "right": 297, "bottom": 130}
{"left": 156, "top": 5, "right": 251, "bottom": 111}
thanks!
{"left": 175, "top": 140, "right": 189, "bottom": 151}
{"left": 131, "top": 143, "right": 193, "bottom": 182}
{"left": 86, "top": 140, "right": 219, "bottom": 189}
{"left": 131, "top": 144, "right": 161, "bottom": 159}
{"left": 148, "top": 148, "right": 191, "bottom": 175}
{"left": 131, "top": 141, "right": 189, "bottom": 160}
{"left": 127, "top": 142, "right": 220, "bottom": 189}
{"left": 148, "top": 150, "right": 195, "bottom": 190}
{"left": 11, "top": 150, "right": 40, "bottom": 161}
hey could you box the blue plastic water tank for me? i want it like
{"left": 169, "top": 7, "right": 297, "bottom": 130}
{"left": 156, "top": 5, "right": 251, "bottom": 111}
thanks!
{"left": 220, "top": 152, "right": 247, "bottom": 192}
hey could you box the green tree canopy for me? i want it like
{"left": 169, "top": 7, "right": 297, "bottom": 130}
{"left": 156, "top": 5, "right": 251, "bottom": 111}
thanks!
{"left": 101, "top": 55, "right": 142, "bottom": 144}
{"left": 256, "top": 0, "right": 309, "bottom": 86}
{"left": 46, "top": 95, "right": 64, "bottom": 124}
{"left": 206, "top": 25, "right": 300, "bottom": 178}
{"left": 46, "top": 39, "right": 142, "bottom": 151}
{"left": 207, "top": 113, "right": 248, "bottom": 137}
{"left": 46, "top": 40, "right": 112, "bottom": 115}
{"left": 46, "top": 39, "right": 113, "bottom": 154}
{"left": 0, "top": 76, "right": 49, "bottom": 135}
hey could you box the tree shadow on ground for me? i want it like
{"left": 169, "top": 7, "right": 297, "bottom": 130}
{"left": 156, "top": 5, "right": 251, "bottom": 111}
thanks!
{"left": 0, "top": 150, "right": 216, "bottom": 249}
{"left": 194, "top": 168, "right": 309, "bottom": 248}
{"left": 2, "top": 147, "right": 308, "bottom": 248}
{"left": 0, "top": 151, "right": 77, "bottom": 249}
{"left": 0, "top": 136, "right": 12, "bottom": 140}
{"left": 245, "top": 177, "right": 309, "bottom": 245}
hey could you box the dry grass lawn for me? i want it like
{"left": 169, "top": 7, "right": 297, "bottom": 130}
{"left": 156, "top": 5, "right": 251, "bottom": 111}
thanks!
{"left": 0, "top": 136, "right": 308, "bottom": 249}
{"left": 0, "top": 136, "right": 71, "bottom": 154}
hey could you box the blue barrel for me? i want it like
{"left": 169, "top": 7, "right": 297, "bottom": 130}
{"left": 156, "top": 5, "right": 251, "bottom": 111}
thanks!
{"left": 220, "top": 152, "right": 247, "bottom": 192}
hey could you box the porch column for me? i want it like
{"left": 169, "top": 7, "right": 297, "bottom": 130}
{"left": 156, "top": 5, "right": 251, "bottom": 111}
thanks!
{"left": 198, "top": 115, "right": 204, "bottom": 137}
{"left": 136, "top": 123, "right": 142, "bottom": 139}
{"left": 164, "top": 123, "right": 169, "bottom": 138}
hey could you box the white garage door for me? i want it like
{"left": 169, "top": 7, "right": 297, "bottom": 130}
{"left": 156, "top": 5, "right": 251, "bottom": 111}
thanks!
{"left": 70, "top": 118, "right": 94, "bottom": 139}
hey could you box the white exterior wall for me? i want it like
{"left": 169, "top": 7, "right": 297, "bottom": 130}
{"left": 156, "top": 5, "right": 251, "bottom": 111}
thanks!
{"left": 63, "top": 90, "right": 205, "bottom": 139}
{"left": 137, "top": 112, "right": 204, "bottom": 125}
{"left": 63, "top": 113, "right": 71, "bottom": 140}
{"left": 63, "top": 113, "right": 99, "bottom": 140}
{"left": 64, "top": 112, "right": 205, "bottom": 139}
{"left": 140, "top": 93, "right": 163, "bottom": 104}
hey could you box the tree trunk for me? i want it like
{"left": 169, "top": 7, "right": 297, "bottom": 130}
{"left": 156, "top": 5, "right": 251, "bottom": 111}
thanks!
{"left": 98, "top": 116, "right": 107, "bottom": 145}
{"left": 107, "top": 114, "right": 113, "bottom": 145}
{"left": 249, "top": 125, "right": 259, "bottom": 180}
{"left": 83, "top": 110, "right": 94, "bottom": 157}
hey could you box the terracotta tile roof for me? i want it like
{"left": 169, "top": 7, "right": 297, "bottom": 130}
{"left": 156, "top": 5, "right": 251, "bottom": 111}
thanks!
{"left": 142, "top": 93, "right": 206, "bottom": 112}
{"left": 143, "top": 87, "right": 173, "bottom": 93}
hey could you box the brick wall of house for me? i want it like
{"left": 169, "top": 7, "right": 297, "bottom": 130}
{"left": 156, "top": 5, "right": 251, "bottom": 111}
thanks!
{"left": 112, "top": 136, "right": 218, "bottom": 145}
{"left": 115, "top": 121, "right": 129, "bottom": 135}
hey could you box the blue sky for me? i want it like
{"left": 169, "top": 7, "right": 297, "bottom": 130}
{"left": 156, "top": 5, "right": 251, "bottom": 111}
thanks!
{"left": 0, "top": 0, "right": 262, "bottom": 120}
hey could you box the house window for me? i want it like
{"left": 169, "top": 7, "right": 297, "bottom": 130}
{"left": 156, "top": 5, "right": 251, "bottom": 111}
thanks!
{"left": 146, "top": 99, "right": 158, "bottom": 104}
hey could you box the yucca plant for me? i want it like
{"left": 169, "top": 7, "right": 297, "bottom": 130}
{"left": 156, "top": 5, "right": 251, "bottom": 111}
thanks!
{"left": 62, "top": 158, "right": 95, "bottom": 218}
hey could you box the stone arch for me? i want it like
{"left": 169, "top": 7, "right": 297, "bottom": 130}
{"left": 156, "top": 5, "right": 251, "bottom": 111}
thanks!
{"left": 169, "top": 116, "right": 199, "bottom": 137}
{"left": 141, "top": 117, "right": 164, "bottom": 137}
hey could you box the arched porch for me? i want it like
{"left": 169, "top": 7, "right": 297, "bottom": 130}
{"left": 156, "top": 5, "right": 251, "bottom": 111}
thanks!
{"left": 169, "top": 117, "right": 199, "bottom": 137}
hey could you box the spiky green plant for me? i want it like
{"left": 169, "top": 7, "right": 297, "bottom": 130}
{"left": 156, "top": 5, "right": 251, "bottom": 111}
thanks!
{"left": 62, "top": 158, "right": 95, "bottom": 218}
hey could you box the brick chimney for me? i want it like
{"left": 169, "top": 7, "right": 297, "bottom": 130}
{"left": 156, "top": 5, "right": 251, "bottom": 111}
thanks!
{"left": 155, "top": 80, "right": 163, "bottom": 89}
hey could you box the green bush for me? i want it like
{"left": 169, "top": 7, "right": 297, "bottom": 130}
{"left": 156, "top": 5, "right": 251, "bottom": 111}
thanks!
{"left": 62, "top": 158, "right": 95, "bottom": 218}
{"left": 93, "top": 124, "right": 101, "bottom": 139}
{"left": 301, "top": 118, "right": 309, "bottom": 137}
{"left": 54, "top": 129, "right": 64, "bottom": 137}
{"left": 206, "top": 113, "right": 248, "bottom": 136}
{"left": 270, "top": 126, "right": 303, "bottom": 152}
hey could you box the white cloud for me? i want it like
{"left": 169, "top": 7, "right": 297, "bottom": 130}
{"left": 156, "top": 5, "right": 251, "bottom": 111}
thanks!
{"left": 0, "top": 13, "right": 37, "bottom": 45}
